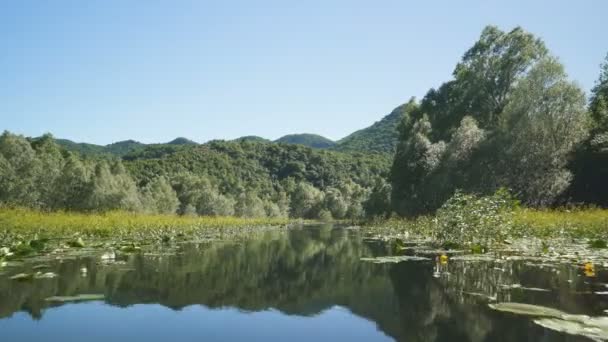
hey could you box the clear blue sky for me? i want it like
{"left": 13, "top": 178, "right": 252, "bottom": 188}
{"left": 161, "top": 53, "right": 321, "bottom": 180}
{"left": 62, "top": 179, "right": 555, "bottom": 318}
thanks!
{"left": 1, "top": 0, "right": 607, "bottom": 145}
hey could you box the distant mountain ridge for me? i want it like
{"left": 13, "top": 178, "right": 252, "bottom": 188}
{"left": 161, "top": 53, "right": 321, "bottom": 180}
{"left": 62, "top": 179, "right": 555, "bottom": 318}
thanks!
{"left": 51, "top": 103, "right": 407, "bottom": 156}
{"left": 55, "top": 138, "right": 194, "bottom": 156}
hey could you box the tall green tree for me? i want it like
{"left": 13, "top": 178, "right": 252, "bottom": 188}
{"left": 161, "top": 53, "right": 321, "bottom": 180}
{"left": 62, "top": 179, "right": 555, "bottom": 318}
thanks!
{"left": 568, "top": 53, "right": 608, "bottom": 205}
{"left": 0, "top": 132, "right": 41, "bottom": 207}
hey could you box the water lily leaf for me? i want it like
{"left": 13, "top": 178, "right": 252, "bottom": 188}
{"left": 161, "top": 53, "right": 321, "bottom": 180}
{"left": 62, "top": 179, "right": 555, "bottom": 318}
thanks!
{"left": 32, "top": 264, "right": 51, "bottom": 270}
{"left": 463, "top": 291, "right": 497, "bottom": 301}
{"left": 34, "top": 272, "right": 57, "bottom": 279}
{"left": 10, "top": 273, "right": 34, "bottom": 281}
{"left": 120, "top": 245, "right": 141, "bottom": 253}
{"left": 100, "top": 251, "right": 116, "bottom": 261}
{"left": 360, "top": 255, "right": 431, "bottom": 264}
{"left": 451, "top": 255, "right": 495, "bottom": 262}
{"left": 488, "top": 302, "right": 564, "bottom": 318}
{"left": 29, "top": 239, "right": 48, "bottom": 251}
{"left": 67, "top": 238, "right": 85, "bottom": 248}
{"left": 534, "top": 317, "right": 608, "bottom": 341}
{"left": 45, "top": 294, "right": 105, "bottom": 303}
{"left": 499, "top": 284, "right": 551, "bottom": 292}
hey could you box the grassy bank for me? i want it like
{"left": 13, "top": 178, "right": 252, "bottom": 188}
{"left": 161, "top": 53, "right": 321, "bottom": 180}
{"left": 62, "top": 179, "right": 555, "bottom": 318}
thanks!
{"left": 362, "top": 208, "right": 608, "bottom": 242}
{"left": 0, "top": 208, "right": 290, "bottom": 249}
{"left": 513, "top": 208, "right": 608, "bottom": 238}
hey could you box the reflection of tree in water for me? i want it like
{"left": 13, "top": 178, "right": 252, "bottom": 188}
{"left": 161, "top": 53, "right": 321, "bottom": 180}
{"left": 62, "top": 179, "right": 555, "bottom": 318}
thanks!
{"left": 0, "top": 227, "right": 604, "bottom": 342}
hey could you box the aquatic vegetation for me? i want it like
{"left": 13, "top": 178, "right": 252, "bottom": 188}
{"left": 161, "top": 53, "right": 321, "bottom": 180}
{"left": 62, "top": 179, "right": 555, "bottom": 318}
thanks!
{"left": 10, "top": 273, "right": 34, "bottom": 281}
{"left": 67, "top": 237, "right": 85, "bottom": 248}
{"left": 590, "top": 239, "right": 608, "bottom": 249}
{"left": 513, "top": 208, "right": 608, "bottom": 239}
{"left": 534, "top": 318, "right": 608, "bottom": 342}
{"left": 432, "top": 189, "right": 517, "bottom": 247}
{"left": 489, "top": 302, "right": 608, "bottom": 341}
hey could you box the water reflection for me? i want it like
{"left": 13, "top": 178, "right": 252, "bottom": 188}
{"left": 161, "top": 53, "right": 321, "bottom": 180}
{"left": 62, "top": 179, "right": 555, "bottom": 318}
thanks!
{"left": 0, "top": 225, "right": 606, "bottom": 341}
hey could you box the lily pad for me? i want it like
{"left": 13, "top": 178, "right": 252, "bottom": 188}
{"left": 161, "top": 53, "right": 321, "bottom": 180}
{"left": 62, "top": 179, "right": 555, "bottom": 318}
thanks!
{"left": 34, "top": 272, "right": 57, "bottom": 279}
{"left": 534, "top": 317, "right": 608, "bottom": 341}
{"left": 488, "top": 302, "right": 564, "bottom": 318}
{"left": 67, "top": 238, "right": 85, "bottom": 248}
{"left": 499, "top": 284, "right": 551, "bottom": 292}
{"left": 10, "top": 273, "right": 34, "bottom": 281}
{"left": 45, "top": 294, "right": 105, "bottom": 303}
{"left": 360, "top": 255, "right": 431, "bottom": 264}
{"left": 32, "top": 264, "right": 51, "bottom": 270}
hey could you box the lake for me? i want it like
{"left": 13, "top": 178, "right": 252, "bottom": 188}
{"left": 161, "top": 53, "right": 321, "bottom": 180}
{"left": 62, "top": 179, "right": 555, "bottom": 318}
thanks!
{"left": 0, "top": 224, "right": 606, "bottom": 341}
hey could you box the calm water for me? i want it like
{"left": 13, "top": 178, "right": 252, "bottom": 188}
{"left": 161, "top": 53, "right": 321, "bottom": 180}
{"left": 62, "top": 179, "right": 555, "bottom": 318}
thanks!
{"left": 0, "top": 225, "right": 606, "bottom": 341}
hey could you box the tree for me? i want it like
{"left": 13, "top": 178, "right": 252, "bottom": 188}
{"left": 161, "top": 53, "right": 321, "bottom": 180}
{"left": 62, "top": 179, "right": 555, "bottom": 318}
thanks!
{"left": 51, "top": 153, "right": 92, "bottom": 210}
{"left": 140, "top": 176, "right": 179, "bottom": 214}
{"left": 323, "top": 187, "right": 348, "bottom": 219}
{"left": 363, "top": 178, "right": 392, "bottom": 218}
{"left": 568, "top": 53, "right": 608, "bottom": 206}
{"left": 0, "top": 132, "right": 41, "bottom": 207}
{"left": 452, "top": 26, "right": 548, "bottom": 128}
{"left": 234, "top": 192, "right": 266, "bottom": 218}
{"left": 86, "top": 161, "right": 141, "bottom": 211}
{"left": 289, "top": 182, "right": 324, "bottom": 218}
{"left": 497, "top": 57, "right": 587, "bottom": 205}
{"left": 31, "top": 134, "right": 64, "bottom": 208}
{"left": 197, "top": 190, "right": 236, "bottom": 216}
{"left": 391, "top": 114, "right": 446, "bottom": 215}
{"left": 391, "top": 26, "right": 587, "bottom": 215}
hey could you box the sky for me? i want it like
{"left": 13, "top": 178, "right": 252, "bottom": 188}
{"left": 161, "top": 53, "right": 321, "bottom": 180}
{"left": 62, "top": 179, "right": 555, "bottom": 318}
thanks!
{"left": 1, "top": 0, "right": 607, "bottom": 145}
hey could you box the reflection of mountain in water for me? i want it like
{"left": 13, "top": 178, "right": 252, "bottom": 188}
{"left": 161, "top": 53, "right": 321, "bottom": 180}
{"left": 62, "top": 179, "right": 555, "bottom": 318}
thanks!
{"left": 0, "top": 226, "right": 603, "bottom": 342}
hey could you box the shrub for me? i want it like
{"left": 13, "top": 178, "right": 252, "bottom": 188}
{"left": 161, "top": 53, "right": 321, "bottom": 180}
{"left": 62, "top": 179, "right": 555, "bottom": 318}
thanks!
{"left": 433, "top": 188, "right": 517, "bottom": 247}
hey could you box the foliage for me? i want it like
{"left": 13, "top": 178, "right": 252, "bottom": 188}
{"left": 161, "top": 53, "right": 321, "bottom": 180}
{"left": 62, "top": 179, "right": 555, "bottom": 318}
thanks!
{"left": 363, "top": 178, "right": 392, "bottom": 219}
{"left": 139, "top": 177, "right": 180, "bottom": 214}
{"left": 0, "top": 131, "right": 389, "bottom": 219}
{"left": 0, "top": 207, "right": 289, "bottom": 242}
{"left": 567, "top": 52, "right": 608, "bottom": 206}
{"left": 391, "top": 26, "right": 588, "bottom": 215}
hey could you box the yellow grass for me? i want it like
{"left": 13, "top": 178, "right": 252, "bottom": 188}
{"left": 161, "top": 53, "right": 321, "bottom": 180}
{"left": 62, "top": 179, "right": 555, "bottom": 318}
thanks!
{"left": 0, "top": 207, "right": 290, "bottom": 238}
{"left": 513, "top": 208, "right": 608, "bottom": 238}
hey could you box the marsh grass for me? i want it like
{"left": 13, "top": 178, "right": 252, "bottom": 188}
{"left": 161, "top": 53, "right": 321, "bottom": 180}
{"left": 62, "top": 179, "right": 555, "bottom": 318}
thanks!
{"left": 0, "top": 207, "right": 290, "bottom": 252}
{"left": 513, "top": 207, "right": 608, "bottom": 239}
{"left": 363, "top": 207, "right": 608, "bottom": 245}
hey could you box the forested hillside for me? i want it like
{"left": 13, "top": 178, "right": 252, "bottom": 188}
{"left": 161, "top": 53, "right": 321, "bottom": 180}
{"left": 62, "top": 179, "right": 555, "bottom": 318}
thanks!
{"left": 0, "top": 132, "right": 390, "bottom": 220}
{"left": 333, "top": 104, "right": 407, "bottom": 154}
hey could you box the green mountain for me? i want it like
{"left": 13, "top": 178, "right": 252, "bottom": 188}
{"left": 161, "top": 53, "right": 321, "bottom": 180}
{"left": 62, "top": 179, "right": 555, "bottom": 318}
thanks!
{"left": 55, "top": 139, "right": 106, "bottom": 155}
{"left": 105, "top": 140, "right": 146, "bottom": 155}
{"left": 56, "top": 139, "right": 146, "bottom": 157}
{"left": 167, "top": 137, "right": 198, "bottom": 145}
{"left": 52, "top": 104, "right": 406, "bottom": 157}
{"left": 275, "top": 134, "right": 336, "bottom": 149}
{"left": 234, "top": 136, "right": 271, "bottom": 143}
{"left": 333, "top": 104, "right": 407, "bottom": 154}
